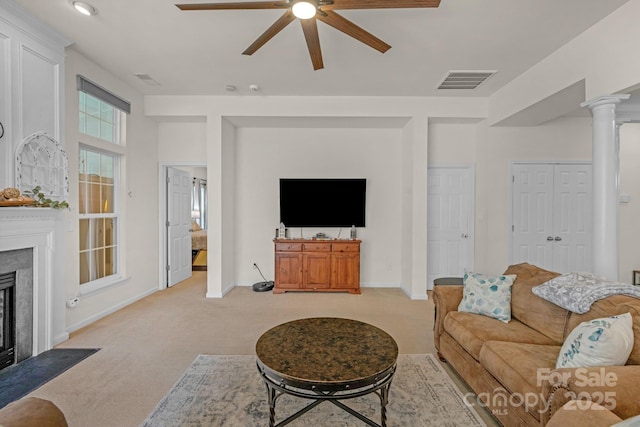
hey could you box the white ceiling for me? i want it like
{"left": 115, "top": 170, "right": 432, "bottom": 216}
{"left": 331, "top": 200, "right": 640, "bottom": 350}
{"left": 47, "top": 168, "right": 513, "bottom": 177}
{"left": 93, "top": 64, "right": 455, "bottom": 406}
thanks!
{"left": 11, "top": 0, "right": 631, "bottom": 97}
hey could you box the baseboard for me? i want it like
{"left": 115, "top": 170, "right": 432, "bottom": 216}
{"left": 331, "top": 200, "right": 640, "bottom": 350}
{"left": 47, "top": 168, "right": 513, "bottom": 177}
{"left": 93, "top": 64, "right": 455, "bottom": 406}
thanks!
{"left": 53, "top": 332, "right": 70, "bottom": 346}
{"left": 65, "top": 287, "right": 158, "bottom": 335}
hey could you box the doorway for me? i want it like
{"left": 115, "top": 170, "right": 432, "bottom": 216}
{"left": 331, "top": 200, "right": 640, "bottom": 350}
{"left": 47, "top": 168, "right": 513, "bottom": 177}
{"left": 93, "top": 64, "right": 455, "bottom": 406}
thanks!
{"left": 511, "top": 162, "right": 592, "bottom": 273}
{"left": 158, "top": 164, "right": 207, "bottom": 289}
{"left": 427, "top": 165, "right": 475, "bottom": 290}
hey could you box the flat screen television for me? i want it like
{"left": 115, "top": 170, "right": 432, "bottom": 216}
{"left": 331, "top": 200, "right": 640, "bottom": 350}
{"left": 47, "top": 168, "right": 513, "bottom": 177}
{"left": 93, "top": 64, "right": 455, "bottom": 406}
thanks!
{"left": 279, "top": 178, "right": 366, "bottom": 227}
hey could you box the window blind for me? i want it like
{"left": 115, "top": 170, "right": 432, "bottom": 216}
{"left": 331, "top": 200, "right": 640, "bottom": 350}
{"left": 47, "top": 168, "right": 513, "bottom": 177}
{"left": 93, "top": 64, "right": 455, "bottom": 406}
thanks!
{"left": 76, "top": 75, "right": 131, "bottom": 114}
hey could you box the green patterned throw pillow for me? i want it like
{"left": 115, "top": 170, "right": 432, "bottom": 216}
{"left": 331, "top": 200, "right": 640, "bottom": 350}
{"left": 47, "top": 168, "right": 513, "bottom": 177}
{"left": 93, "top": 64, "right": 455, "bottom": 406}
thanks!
{"left": 457, "top": 273, "right": 517, "bottom": 323}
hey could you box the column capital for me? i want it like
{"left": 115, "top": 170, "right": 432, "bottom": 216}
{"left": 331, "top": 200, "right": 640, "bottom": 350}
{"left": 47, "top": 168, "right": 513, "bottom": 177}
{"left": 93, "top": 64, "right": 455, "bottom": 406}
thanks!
{"left": 580, "top": 94, "right": 630, "bottom": 110}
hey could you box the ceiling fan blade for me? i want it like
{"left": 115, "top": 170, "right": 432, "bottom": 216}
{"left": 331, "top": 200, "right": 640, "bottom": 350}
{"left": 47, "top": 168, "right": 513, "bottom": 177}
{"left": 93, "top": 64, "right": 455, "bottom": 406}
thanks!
{"left": 317, "top": 10, "right": 390, "bottom": 53}
{"left": 323, "top": 0, "right": 440, "bottom": 10}
{"left": 300, "top": 19, "right": 324, "bottom": 70}
{"left": 176, "top": 2, "right": 287, "bottom": 11}
{"left": 242, "top": 10, "right": 296, "bottom": 56}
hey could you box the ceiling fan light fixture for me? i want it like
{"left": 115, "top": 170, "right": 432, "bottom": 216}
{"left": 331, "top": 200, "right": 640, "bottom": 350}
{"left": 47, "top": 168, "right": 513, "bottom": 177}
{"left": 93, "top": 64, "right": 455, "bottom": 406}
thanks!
{"left": 292, "top": 1, "right": 317, "bottom": 20}
{"left": 70, "top": 1, "right": 97, "bottom": 16}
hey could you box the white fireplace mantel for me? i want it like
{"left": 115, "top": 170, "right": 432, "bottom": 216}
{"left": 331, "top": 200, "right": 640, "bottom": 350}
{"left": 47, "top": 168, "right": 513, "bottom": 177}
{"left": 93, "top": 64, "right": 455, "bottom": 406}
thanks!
{"left": 0, "top": 207, "right": 69, "bottom": 354}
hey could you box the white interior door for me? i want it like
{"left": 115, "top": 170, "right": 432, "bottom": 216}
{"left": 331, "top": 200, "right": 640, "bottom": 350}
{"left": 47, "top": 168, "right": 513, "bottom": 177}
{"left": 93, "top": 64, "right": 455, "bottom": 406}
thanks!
{"left": 512, "top": 163, "right": 592, "bottom": 273}
{"left": 512, "top": 164, "right": 555, "bottom": 269}
{"left": 427, "top": 166, "right": 474, "bottom": 290}
{"left": 167, "top": 167, "right": 192, "bottom": 286}
{"left": 553, "top": 164, "right": 592, "bottom": 272}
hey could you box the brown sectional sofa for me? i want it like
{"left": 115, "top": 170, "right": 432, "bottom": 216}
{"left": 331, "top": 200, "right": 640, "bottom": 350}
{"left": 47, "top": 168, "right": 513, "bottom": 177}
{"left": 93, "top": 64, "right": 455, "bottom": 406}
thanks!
{"left": 433, "top": 262, "right": 640, "bottom": 426}
{"left": 0, "top": 397, "right": 68, "bottom": 427}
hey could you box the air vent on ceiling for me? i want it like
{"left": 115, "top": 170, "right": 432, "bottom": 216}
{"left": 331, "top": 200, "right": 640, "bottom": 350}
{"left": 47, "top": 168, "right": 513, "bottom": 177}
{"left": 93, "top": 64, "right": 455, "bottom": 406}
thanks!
{"left": 133, "top": 73, "right": 161, "bottom": 86}
{"left": 437, "top": 71, "right": 496, "bottom": 90}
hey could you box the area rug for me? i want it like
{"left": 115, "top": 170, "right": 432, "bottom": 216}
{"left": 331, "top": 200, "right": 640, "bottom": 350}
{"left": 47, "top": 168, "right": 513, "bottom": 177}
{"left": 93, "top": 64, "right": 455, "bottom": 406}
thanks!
{"left": 0, "top": 348, "right": 99, "bottom": 409}
{"left": 141, "top": 353, "right": 486, "bottom": 426}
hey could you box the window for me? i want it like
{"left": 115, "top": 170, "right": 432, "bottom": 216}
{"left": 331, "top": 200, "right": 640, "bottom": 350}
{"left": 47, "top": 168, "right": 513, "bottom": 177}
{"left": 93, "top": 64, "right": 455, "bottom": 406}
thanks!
{"left": 77, "top": 75, "right": 129, "bottom": 292}
{"left": 79, "top": 92, "right": 119, "bottom": 143}
{"left": 192, "top": 178, "right": 207, "bottom": 229}
{"left": 79, "top": 148, "right": 118, "bottom": 285}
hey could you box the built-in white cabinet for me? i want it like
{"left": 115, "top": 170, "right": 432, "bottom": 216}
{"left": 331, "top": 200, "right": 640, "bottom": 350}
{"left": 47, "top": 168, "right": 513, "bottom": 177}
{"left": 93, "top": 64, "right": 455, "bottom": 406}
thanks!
{"left": 0, "top": 1, "right": 69, "bottom": 189}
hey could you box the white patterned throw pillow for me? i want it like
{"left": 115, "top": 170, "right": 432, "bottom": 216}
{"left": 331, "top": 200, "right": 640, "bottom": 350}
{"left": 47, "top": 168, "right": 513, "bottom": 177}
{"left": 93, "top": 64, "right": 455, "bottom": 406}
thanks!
{"left": 556, "top": 312, "right": 634, "bottom": 369}
{"left": 457, "top": 273, "right": 516, "bottom": 323}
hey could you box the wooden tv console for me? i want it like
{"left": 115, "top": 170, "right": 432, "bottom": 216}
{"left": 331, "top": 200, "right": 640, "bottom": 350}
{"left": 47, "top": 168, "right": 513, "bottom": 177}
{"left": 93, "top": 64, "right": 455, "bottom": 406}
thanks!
{"left": 273, "top": 239, "right": 361, "bottom": 294}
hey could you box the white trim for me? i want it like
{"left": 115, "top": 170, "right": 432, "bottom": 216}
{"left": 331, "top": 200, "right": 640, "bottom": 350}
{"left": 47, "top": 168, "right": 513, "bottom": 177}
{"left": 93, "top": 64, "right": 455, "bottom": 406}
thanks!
{"left": 0, "top": 208, "right": 58, "bottom": 355}
{"left": 78, "top": 274, "right": 129, "bottom": 296}
{"left": 0, "top": 1, "right": 71, "bottom": 51}
{"left": 158, "top": 162, "right": 207, "bottom": 290}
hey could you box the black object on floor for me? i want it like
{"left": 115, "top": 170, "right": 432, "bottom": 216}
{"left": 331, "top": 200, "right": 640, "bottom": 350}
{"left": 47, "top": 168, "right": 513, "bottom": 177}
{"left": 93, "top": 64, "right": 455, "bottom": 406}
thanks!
{"left": 0, "top": 348, "right": 99, "bottom": 409}
{"left": 252, "top": 281, "right": 274, "bottom": 292}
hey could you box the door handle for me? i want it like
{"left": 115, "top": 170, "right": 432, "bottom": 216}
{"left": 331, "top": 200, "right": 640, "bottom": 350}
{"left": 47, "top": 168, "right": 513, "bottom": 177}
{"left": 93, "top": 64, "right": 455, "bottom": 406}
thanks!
{"left": 461, "top": 233, "right": 469, "bottom": 239}
{"left": 547, "top": 236, "right": 554, "bottom": 241}
{"left": 554, "top": 236, "right": 562, "bottom": 241}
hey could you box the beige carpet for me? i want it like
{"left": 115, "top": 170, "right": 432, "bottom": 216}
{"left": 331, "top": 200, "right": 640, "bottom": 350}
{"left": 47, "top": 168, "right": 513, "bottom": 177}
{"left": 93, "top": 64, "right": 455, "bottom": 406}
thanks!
{"left": 142, "top": 354, "right": 486, "bottom": 426}
{"left": 24, "top": 272, "right": 497, "bottom": 427}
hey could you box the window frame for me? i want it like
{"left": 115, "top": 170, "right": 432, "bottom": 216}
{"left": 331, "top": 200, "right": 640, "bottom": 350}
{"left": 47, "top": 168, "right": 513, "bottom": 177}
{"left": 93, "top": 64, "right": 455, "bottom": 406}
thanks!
{"left": 79, "top": 91, "right": 123, "bottom": 144}
{"left": 77, "top": 86, "right": 128, "bottom": 294}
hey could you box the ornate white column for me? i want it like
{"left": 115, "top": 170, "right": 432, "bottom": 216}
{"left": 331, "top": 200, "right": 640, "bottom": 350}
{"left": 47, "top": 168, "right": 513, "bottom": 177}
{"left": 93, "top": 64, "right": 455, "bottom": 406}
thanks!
{"left": 580, "top": 95, "right": 629, "bottom": 280}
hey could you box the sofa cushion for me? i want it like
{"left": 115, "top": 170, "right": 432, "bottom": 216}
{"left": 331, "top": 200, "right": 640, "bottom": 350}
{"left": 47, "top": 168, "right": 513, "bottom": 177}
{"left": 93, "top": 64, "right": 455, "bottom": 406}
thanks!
{"left": 546, "top": 401, "right": 623, "bottom": 427}
{"left": 504, "top": 263, "right": 569, "bottom": 344}
{"left": 444, "top": 310, "right": 557, "bottom": 360}
{"left": 479, "top": 341, "right": 561, "bottom": 421}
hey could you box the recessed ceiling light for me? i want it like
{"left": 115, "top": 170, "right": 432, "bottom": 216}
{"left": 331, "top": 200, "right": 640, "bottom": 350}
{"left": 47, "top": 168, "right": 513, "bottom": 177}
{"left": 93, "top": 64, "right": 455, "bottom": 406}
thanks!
{"left": 70, "top": 1, "right": 98, "bottom": 16}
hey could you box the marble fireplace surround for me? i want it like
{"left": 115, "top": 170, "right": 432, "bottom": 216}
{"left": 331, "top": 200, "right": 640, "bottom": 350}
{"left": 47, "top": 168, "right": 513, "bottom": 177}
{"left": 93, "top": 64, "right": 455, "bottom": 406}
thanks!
{"left": 0, "top": 248, "right": 33, "bottom": 364}
{"left": 0, "top": 207, "right": 68, "bottom": 359}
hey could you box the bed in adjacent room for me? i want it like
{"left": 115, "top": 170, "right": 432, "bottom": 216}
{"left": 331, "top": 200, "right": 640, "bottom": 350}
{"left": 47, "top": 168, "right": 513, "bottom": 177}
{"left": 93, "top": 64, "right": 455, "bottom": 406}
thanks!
{"left": 191, "top": 221, "right": 207, "bottom": 251}
{"left": 191, "top": 221, "right": 207, "bottom": 270}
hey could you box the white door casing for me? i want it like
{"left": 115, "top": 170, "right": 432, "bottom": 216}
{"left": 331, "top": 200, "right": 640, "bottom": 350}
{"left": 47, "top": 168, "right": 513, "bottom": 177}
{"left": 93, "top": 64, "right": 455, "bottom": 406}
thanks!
{"left": 167, "top": 167, "right": 192, "bottom": 286}
{"left": 427, "top": 166, "right": 474, "bottom": 290}
{"left": 511, "top": 163, "right": 592, "bottom": 273}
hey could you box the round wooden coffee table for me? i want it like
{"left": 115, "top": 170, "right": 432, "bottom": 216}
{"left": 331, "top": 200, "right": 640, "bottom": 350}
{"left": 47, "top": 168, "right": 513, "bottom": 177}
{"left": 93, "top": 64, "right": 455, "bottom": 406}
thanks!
{"left": 255, "top": 317, "right": 398, "bottom": 427}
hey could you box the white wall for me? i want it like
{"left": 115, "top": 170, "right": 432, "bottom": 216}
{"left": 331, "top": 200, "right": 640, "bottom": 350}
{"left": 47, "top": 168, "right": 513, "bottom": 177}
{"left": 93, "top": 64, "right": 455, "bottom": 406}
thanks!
{"left": 64, "top": 49, "right": 160, "bottom": 332}
{"left": 480, "top": 117, "right": 594, "bottom": 274}
{"left": 428, "top": 121, "right": 479, "bottom": 164}
{"left": 158, "top": 121, "right": 206, "bottom": 162}
{"left": 426, "top": 118, "right": 597, "bottom": 275}
{"left": 233, "top": 126, "right": 403, "bottom": 287}
{"left": 489, "top": 0, "right": 640, "bottom": 125}
{"left": 619, "top": 123, "right": 640, "bottom": 282}
{"left": 147, "top": 96, "right": 487, "bottom": 299}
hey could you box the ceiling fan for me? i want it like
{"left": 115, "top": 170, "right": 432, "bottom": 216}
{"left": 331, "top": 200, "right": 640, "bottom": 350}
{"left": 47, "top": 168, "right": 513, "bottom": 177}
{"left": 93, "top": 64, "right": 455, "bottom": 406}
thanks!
{"left": 176, "top": 0, "right": 441, "bottom": 70}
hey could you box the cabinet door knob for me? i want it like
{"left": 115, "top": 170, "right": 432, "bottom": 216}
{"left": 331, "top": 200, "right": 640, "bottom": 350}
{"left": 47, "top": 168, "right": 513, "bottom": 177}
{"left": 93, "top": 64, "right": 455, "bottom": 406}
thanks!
{"left": 547, "top": 236, "right": 554, "bottom": 241}
{"left": 554, "top": 236, "right": 562, "bottom": 241}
